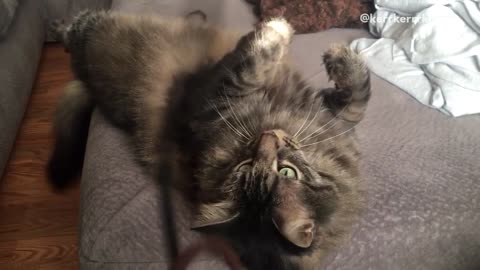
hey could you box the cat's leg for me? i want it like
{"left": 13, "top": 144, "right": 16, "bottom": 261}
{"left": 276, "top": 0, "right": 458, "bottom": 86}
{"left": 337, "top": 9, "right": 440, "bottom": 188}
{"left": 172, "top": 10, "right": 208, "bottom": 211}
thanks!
{"left": 215, "top": 18, "right": 294, "bottom": 95}
{"left": 322, "top": 44, "right": 371, "bottom": 123}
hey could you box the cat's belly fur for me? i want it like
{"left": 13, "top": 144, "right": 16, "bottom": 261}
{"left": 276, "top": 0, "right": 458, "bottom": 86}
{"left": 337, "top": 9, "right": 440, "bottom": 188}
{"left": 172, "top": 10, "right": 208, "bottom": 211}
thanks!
{"left": 67, "top": 12, "right": 240, "bottom": 164}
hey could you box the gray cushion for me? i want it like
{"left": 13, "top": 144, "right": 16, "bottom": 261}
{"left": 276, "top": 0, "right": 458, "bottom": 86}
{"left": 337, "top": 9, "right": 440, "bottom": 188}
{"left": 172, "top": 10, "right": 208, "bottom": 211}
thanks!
{"left": 80, "top": 110, "right": 228, "bottom": 269}
{"left": 80, "top": 1, "right": 480, "bottom": 269}
{"left": 0, "top": 0, "right": 18, "bottom": 38}
{"left": 44, "top": 0, "right": 112, "bottom": 20}
{"left": 111, "top": 0, "right": 256, "bottom": 32}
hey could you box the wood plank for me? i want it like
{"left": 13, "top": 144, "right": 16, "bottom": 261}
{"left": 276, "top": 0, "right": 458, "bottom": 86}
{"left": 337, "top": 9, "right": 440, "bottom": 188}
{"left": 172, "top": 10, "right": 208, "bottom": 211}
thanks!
{"left": 0, "top": 235, "right": 78, "bottom": 270}
{"left": 0, "top": 43, "right": 79, "bottom": 269}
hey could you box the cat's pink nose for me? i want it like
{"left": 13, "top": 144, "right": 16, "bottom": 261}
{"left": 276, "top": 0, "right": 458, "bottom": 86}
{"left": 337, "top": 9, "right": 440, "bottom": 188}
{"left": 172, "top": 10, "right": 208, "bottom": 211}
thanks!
{"left": 255, "top": 130, "right": 287, "bottom": 166}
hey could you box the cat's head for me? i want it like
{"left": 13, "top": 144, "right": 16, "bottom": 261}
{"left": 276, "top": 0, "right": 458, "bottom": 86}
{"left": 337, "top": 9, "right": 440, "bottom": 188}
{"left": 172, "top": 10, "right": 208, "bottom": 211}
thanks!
{"left": 191, "top": 93, "right": 366, "bottom": 268}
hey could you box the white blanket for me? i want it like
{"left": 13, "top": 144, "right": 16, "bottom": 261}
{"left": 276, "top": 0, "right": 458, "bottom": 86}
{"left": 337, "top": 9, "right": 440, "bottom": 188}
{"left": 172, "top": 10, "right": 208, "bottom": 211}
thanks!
{"left": 351, "top": 0, "right": 480, "bottom": 117}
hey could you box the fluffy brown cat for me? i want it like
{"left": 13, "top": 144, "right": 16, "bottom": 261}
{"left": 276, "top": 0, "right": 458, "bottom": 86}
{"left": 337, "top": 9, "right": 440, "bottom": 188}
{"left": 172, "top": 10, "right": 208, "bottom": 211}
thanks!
{"left": 49, "top": 10, "right": 371, "bottom": 270}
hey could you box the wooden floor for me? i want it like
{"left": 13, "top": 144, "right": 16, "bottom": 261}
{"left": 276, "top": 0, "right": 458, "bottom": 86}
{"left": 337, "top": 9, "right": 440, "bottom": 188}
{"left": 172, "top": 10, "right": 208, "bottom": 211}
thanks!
{"left": 0, "top": 44, "right": 80, "bottom": 270}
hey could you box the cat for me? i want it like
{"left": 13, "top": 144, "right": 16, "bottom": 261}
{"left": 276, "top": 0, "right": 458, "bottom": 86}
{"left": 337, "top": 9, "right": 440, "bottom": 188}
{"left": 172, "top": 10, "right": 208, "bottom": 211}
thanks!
{"left": 49, "top": 10, "right": 371, "bottom": 270}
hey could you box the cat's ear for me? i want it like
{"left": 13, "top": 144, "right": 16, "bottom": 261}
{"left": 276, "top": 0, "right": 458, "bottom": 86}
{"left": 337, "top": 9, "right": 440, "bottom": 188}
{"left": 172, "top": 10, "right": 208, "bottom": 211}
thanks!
{"left": 272, "top": 207, "right": 315, "bottom": 248}
{"left": 272, "top": 180, "right": 315, "bottom": 248}
{"left": 191, "top": 201, "right": 239, "bottom": 229}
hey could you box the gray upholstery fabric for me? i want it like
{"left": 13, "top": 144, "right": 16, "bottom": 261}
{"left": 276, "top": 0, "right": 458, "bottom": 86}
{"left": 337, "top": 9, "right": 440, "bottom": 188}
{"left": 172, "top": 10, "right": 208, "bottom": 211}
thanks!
{"left": 45, "top": 0, "right": 112, "bottom": 41}
{"left": 0, "top": 0, "right": 112, "bottom": 175}
{"left": 79, "top": 0, "right": 480, "bottom": 269}
{"left": 68, "top": 0, "right": 112, "bottom": 14}
{"left": 111, "top": 0, "right": 256, "bottom": 31}
{"left": 0, "top": 0, "right": 18, "bottom": 37}
{"left": 0, "top": 0, "right": 45, "bottom": 177}
{"left": 80, "top": 111, "right": 229, "bottom": 269}
{"left": 45, "top": 0, "right": 112, "bottom": 19}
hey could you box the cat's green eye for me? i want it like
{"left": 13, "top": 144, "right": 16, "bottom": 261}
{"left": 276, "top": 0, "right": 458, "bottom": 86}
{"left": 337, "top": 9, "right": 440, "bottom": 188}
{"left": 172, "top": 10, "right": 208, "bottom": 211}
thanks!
{"left": 279, "top": 166, "right": 297, "bottom": 179}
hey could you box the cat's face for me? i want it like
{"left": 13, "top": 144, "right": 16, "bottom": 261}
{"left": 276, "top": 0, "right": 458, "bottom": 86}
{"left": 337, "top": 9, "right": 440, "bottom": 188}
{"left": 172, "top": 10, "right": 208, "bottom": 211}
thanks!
{"left": 227, "top": 128, "right": 340, "bottom": 246}
{"left": 192, "top": 91, "right": 363, "bottom": 269}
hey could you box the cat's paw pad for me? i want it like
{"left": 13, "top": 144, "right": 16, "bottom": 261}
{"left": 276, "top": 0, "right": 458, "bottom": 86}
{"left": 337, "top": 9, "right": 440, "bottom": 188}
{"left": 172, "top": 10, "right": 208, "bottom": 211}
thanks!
{"left": 323, "top": 44, "right": 366, "bottom": 88}
{"left": 254, "top": 17, "right": 293, "bottom": 51}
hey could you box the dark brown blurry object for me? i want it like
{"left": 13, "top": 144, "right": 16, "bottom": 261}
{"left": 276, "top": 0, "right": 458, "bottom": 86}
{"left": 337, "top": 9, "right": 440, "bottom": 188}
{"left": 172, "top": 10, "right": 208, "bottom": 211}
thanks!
{"left": 248, "top": 0, "right": 374, "bottom": 33}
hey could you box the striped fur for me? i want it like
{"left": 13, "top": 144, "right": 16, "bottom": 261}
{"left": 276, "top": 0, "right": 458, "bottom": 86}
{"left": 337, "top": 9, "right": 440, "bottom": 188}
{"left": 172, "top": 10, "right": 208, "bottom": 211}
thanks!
{"left": 48, "top": 11, "right": 371, "bottom": 270}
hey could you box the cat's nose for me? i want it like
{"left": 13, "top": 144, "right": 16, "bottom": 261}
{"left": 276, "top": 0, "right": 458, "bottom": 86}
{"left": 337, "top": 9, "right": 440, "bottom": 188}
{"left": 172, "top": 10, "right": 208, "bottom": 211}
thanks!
{"left": 254, "top": 130, "right": 287, "bottom": 168}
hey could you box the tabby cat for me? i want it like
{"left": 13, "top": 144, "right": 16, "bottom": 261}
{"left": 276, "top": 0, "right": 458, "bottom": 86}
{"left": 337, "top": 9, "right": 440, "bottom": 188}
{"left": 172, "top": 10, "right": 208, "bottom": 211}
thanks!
{"left": 49, "top": 10, "right": 371, "bottom": 270}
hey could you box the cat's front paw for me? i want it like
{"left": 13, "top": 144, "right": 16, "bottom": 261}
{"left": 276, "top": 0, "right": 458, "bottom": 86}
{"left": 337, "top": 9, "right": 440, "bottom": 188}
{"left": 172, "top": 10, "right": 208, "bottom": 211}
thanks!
{"left": 262, "top": 18, "right": 294, "bottom": 44}
{"left": 252, "top": 18, "right": 293, "bottom": 55}
{"left": 323, "top": 44, "right": 367, "bottom": 89}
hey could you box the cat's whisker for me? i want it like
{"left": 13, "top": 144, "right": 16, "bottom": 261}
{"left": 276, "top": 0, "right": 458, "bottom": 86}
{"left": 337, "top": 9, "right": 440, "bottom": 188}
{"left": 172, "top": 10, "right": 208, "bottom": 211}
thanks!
{"left": 209, "top": 102, "right": 249, "bottom": 144}
{"left": 293, "top": 102, "right": 314, "bottom": 138}
{"left": 299, "top": 97, "right": 351, "bottom": 143}
{"left": 295, "top": 100, "right": 327, "bottom": 140}
{"left": 224, "top": 91, "right": 252, "bottom": 139}
{"left": 221, "top": 88, "right": 253, "bottom": 139}
{"left": 240, "top": 52, "right": 248, "bottom": 70}
{"left": 304, "top": 71, "right": 322, "bottom": 83}
{"left": 222, "top": 64, "right": 236, "bottom": 78}
{"left": 221, "top": 100, "right": 251, "bottom": 140}
{"left": 244, "top": 114, "right": 256, "bottom": 138}
{"left": 297, "top": 107, "right": 328, "bottom": 140}
{"left": 299, "top": 113, "right": 338, "bottom": 143}
{"left": 301, "top": 115, "right": 343, "bottom": 143}
{"left": 300, "top": 123, "right": 359, "bottom": 148}
{"left": 221, "top": 65, "right": 239, "bottom": 87}
{"left": 213, "top": 109, "right": 247, "bottom": 141}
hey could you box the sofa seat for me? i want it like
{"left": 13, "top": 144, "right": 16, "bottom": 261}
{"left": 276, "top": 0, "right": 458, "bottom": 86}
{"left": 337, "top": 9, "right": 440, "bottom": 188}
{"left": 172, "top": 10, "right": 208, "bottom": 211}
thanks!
{"left": 79, "top": 1, "right": 480, "bottom": 269}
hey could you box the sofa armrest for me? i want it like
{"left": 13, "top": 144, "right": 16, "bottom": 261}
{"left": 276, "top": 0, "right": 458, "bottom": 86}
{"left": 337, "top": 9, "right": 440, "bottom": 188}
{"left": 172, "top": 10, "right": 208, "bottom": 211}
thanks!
{"left": 0, "top": 0, "right": 46, "bottom": 177}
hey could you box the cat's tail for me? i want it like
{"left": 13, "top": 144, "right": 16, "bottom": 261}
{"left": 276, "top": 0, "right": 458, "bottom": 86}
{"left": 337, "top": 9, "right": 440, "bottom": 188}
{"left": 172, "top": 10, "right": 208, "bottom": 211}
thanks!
{"left": 48, "top": 80, "right": 94, "bottom": 189}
